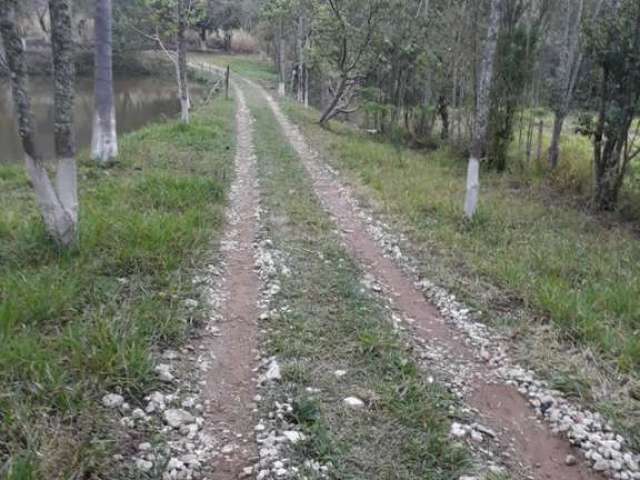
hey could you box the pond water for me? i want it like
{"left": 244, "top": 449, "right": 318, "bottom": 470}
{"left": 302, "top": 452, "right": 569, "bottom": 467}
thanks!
{"left": 0, "top": 76, "right": 199, "bottom": 164}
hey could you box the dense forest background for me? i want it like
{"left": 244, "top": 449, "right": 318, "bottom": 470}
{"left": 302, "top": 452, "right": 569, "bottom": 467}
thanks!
{"left": 3, "top": 0, "right": 640, "bottom": 222}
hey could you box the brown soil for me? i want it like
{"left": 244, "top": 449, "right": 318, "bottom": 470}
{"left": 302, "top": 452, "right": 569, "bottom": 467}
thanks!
{"left": 255, "top": 84, "right": 604, "bottom": 480}
{"left": 200, "top": 84, "right": 261, "bottom": 479}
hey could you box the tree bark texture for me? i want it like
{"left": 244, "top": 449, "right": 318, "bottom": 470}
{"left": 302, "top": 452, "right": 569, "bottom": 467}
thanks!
{"left": 91, "top": 0, "right": 118, "bottom": 163}
{"left": 0, "top": 0, "right": 78, "bottom": 247}
{"left": 464, "top": 0, "right": 501, "bottom": 219}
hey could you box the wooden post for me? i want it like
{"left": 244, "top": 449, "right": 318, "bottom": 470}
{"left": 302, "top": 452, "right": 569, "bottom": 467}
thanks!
{"left": 536, "top": 120, "right": 544, "bottom": 163}
{"left": 225, "top": 65, "right": 230, "bottom": 99}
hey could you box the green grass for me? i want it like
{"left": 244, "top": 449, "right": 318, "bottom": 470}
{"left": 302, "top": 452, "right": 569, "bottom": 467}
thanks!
{"left": 246, "top": 83, "right": 469, "bottom": 479}
{"left": 284, "top": 102, "right": 640, "bottom": 373}
{"left": 190, "top": 52, "right": 278, "bottom": 84}
{"left": 0, "top": 97, "right": 235, "bottom": 479}
{"left": 278, "top": 97, "right": 640, "bottom": 450}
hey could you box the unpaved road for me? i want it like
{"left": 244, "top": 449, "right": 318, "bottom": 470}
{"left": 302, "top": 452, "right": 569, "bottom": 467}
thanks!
{"left": 194, "top": 66, "right": 613, "bottom": 480}
{"left": 245, "top": 77, "right": 600, "bottom": 480}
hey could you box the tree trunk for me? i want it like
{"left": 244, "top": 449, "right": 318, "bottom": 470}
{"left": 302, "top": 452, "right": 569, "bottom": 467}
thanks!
{"left": 297, "top": 14, "right": 305, "bottom": 103}
{"left": 304, "top": 63, "right": 310, "bottom": 108}
{"left": 0, "top": 0, "right": 78, "bottom": 247}
{"left": 49, "top": 0, "right": 78, "bottom": 236}
{"left": 548, "top": 0, "right": 596, "bottom": 169}
{"left": 278, "top": 19, "right": 286, "bottom": 97}
{"left": 177, "top": 0, "right": 189, "bottom": 123}
{"left": 464, "top": 0, "right": 501, "bottom": 219}
{"left": 199, "top": 27, "right": 207, "bottom": 51}
{"left": 91, "top": 0, "right": 118, "bottom": 164}
{"left": 549, "top": 110, "right": 566, "bottom": 169}
{"left": 319, "top": 77, "right": 347, "bottom": 126}
{"left": 438, "top": 94, "right": 449, "bottom": 140}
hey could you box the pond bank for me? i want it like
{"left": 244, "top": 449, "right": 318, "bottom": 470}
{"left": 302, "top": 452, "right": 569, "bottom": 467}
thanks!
{"left": 0, "top": 90, "right": 236, "bottom": 480}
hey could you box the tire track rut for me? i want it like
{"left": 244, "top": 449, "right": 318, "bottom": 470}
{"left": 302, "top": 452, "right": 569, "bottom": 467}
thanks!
{"left": 247, "top": 80, "right": 603, "bottom": 480}
{"left": 199, "top": 82, "right": 261, "bottom": 480}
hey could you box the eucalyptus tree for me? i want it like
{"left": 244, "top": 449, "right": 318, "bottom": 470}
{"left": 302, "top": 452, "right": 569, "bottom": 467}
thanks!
{"left": 464, "top": 0, "right": 501, "bottom": 219}
{"left": 91, "top": 0, "right": 118, "bottom": 163}
{"left": 367, "top": 0, "right": 431, "bottom": 135}
{"left": 0, "top": 0, "right": 79, "bottom": 247}
{"left": 486, "top": 0, "right": 549, "bottom": 171}
{"left": 581, "top": 0, "right": 640, "bottom": 210}
{"left": 547, "top": 0, "right": 603, "bottom": 169}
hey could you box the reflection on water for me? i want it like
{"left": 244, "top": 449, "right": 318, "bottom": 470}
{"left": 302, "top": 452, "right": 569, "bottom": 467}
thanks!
{"left": 0, "top": 76, "right": 199, "bottom": 164}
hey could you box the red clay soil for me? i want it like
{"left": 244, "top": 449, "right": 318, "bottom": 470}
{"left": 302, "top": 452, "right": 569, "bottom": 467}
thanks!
{"left": 256, "top": 84, "right": 603, "bottom": 480}
{"left": 200, "top": 85, "right": 261, "bottom": 479}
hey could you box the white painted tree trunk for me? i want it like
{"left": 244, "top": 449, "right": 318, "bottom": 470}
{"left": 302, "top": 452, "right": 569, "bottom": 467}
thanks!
{"left": 0, "top": 0, "right": 79, "bottom": 247}
{"left": 464, "top": 156, "right": 480, "bottom": 219}
{"left": 49, "top": 0, "right": 78, "bottom": 243}
{"left": 177, "top": 0, "right": 189, "bottom": 123}
{"left": 26, "top": 154, "right": 77, "bottom": 246}
{"left": 91, "top": 0, "right": 118, "bottom": 163}
{"left": 464, "top": 0, "right": 501, "bottom": 219}
{"left": 297, "top": 15, "right": 305, "bottom": 103}
{"left": 278, "top": 20, "right": 286, "bottom": 97}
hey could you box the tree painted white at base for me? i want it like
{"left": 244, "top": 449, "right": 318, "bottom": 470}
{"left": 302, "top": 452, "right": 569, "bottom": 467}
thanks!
{"left": 26, "top": 154, "right": 78, "bottom": 247}
{"left": 464, "top": 157, "right": 480, "bottom": 219}
{"left": 91, "top": 107, "right": 118, "bottom": 162}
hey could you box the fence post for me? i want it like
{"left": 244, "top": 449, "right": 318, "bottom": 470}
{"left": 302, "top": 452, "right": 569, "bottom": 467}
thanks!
{"left": 225, "top": 65, "right": 230, "bottom": 100}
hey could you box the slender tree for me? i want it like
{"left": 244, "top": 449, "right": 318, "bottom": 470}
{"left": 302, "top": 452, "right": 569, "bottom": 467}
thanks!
{"left": 464, "top": 0, "right": 501, "bottom": 219}
{"left": 583, "top": 0, "right": 640, "bottom": 210}
{"left": 0, "top": 0, "right": 78, "bottom": 247}
{"left": 123, "top": 0, "right": 192, "bottom": 124}
{"left": 278, "top": 16, "right": 286, "bottom": 96}
{"left": 177, "top": 0, "right": 190, "bottom": 123}
{"left": 548, "top": 0, "right": 605, "bottom": 169}
{"left": 91, "top": 0, "right": 118, "bottom": 163}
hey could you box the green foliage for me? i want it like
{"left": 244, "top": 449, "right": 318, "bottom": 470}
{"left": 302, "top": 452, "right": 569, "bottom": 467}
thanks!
{"left": 581, "top": 0, "right": 640, "bottom": 209}
{"left": 487, "top": 3, "right": 546, "bottom": 171}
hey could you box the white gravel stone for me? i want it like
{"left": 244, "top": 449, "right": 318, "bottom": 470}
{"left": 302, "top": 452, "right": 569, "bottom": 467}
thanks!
{"left": 184, "top": 299, "right": 199, "bottom": 309}
{"left": 135, "top": 458, "right": 153, "bottom": 472}
{"left": 260, "top": 359, "right": 281, "bottom": 383}
{"left": 163, "top": 409, "right": 195, "bottom": 428}
{"left": 282, "top": 431, "right": 306, "bottom": 444}
{"left": 343, "top": 397, "right": 365, "bottom": 408}
{"left": 155, "top": 364, "right": 175, "bottom": 382}
{"left": 102, "top": 393, "right": 124, "bottom": 408}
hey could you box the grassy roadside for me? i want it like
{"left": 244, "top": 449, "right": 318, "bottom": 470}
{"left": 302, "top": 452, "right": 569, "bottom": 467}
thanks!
{"left": 285, "top": 101, "right": 640, "bottom": 372}
{"left": 0, "top": 97, "right": 235, "bottom": 478}
{"left": 245, "top": 84, "right": 470, "bottom": 479}
{"left": 277, "top": 102, "right": 640, "bottom": 445}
